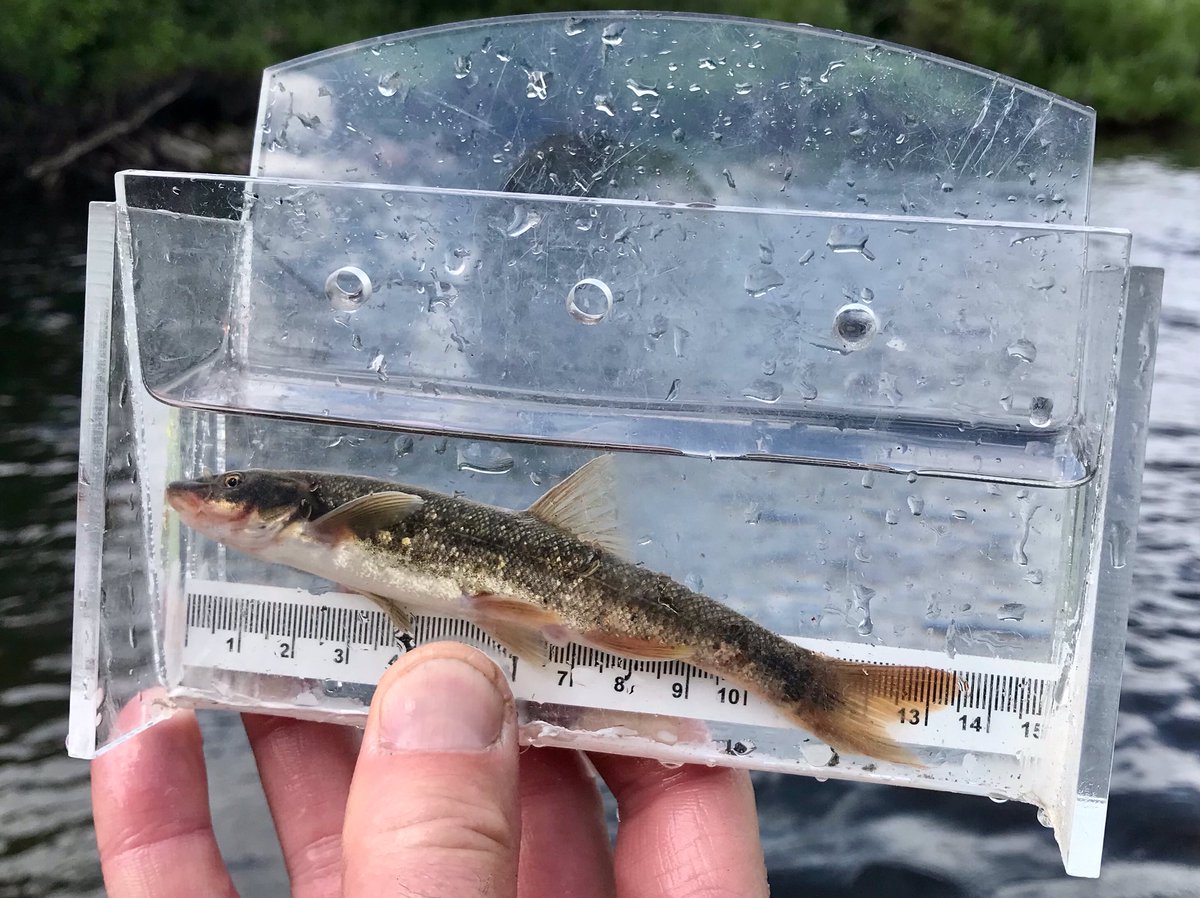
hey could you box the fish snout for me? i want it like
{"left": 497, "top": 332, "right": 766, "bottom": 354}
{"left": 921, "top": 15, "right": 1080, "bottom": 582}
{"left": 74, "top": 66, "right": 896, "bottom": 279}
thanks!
{"left": 165, "top": 480, "right": 210, "bottom": 516}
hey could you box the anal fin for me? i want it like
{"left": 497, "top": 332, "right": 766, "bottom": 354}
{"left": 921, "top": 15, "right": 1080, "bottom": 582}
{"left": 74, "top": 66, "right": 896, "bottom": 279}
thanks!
{"left": 583, "top": 630, "right": 694, "bottom": 661}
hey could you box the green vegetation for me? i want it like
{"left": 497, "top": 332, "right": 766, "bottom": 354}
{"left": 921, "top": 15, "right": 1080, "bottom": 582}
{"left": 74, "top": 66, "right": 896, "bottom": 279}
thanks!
{"left": 3, "top": 0, "right": 1199, "bottom": 177}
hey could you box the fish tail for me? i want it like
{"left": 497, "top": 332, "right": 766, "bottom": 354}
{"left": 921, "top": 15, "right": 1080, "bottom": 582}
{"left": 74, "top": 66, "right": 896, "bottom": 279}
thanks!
{"left": 790, "top": 658, "right": 962, "bottom": 766}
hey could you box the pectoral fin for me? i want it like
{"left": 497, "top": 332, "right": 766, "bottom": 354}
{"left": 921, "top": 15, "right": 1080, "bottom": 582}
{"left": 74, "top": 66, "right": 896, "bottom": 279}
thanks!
{"left": 311, "top": 492, "right": 424, "bottom": 542}
{"left": 360, "top": 591, "right": 413, "bottom": 635}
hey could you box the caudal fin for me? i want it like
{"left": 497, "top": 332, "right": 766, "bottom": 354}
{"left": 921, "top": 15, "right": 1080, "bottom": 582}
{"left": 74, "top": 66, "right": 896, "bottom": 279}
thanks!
{"left": 797, "top": 659, "right": 962, "bottom": 766}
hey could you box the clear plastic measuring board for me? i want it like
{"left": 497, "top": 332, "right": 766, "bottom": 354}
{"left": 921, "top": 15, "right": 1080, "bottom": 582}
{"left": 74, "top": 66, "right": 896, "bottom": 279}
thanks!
{"left": 69, "top": 13, "right": 1163, "bottom": 878}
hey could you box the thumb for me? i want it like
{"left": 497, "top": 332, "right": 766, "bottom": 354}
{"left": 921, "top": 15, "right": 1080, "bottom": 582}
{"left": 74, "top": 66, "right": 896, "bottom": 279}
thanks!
{"left": 342, "top": 642, "right": 520, "bottom": 898}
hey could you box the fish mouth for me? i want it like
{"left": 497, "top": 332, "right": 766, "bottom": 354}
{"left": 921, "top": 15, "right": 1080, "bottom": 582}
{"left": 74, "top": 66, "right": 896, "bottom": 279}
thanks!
{"left": 165, "top": 480, "right": 209, "bottom": 515}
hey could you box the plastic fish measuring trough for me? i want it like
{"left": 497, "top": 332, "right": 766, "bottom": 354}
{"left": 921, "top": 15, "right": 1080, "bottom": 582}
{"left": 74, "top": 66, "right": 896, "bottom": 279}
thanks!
{"left": 69, "top": 13, "right": 1162, "bottom": 877}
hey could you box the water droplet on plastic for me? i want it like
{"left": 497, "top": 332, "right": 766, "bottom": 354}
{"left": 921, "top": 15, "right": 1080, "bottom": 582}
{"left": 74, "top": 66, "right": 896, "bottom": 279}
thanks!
{"left": 433, "top": 438, "right": 449, "bottom": 455}
{"left": 819, "top": 60, "right": 845, "bottom": 83}
{"left": 456, "top": 444, "right": 515, "bottom": 475}
{"left": 454, "top": 55, "right": 472, "bottom": 79}
{"left": 377, "top": 71, "right": 402, "bottom": 97}
{"left": 503, "top": 205, "right": 541, "bottom": 237}
{"left": 672, "top": 326, "right": 689, "bottom": 358}
{"left": 907, "top": 496, "right": 924, "bottom": 516}
{"left": 860, "top": 471, "right": 875, "bottom": 489}
{"left": 744, "top": 264, "right": 784, "bottom": 297}
{"left": 988, "top": 793, "right": 1009, "bottom": 804}
{"left": 626, "top": 79, "right": 659, "bottom": 98}
{"left": 564, "top": 16, "right": 586, "bottom": 36}
{"left": 997, "top": 602, "right": 1026, "bottom": 622}
{"left": 601, "top": 23, "right": 625, "bottom": 46}
{"left": 1007, "top": 339, "right": 1038, "bottom": 363}
{"left": 826, "top": 224, "right": 874, "bottom": 260}
{"left": 743, "top": 380, "right": 782, "bottom": 404}
{"left": 797, "top": 381, "right": 818, "bottom": 401}
{"left": 944, "top": 619, "right": 961, "bottom": 658}
{"left": 118, "top": 378, "right": 129, "bottom": 407}
{"left": 671, "top": 127, "right": 685, "bottom": 143}
{"left": 1037, "top": 807, "right": 1053, "bottom": 828}
{"left": 593, "top": 94, "right": 616, "bottom": 117}
{"left": 735, "top": 82, "right": 752, "bottom": 95}
{"left": 442, "top": 247, "right": 470, "bottom": 277}
{"left": 350, "top": 334, "right": 363, "bottom": 351}
{"left": 833, "top": 303, "right": 878, "bottom": 350}
{"left": 526, "top": 70, "right": 549, "bottom": 100}
{"left": 951, "top": 509, "right": 969, "bottom": 522}
{"left": 665, "top": 378, "right": 680, "bottom": 401}
{"left": 853, "top": 585, "right": 875, "bottom": 635}
{"left": 325, "top": 266, "right": 372, "bottom": 311}
{"left": 1107, "top": 520, "right": 1130, "bottom": 569}
{"left": 884, "top": 509, "right": 900, "bottom": 525}
{"left": 566, "top": 278, "right": 613, "bottom": 325}
{"left": 393, "top": 436, "right": 414, "bottom": 458}
{"left": 1023, "top": 569, "right": 1044, "bottom": 585}
{"left": 1029, "top": 396, "right": 1053, "bottom": 427}
{"left": 368, "top": 353, "right": 388, "bottom": 382}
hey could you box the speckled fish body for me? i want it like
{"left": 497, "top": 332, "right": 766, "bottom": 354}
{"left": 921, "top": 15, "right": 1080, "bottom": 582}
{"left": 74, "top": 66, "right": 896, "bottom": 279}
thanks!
{"left": 167, "top": 457, "right": 957, "bottom": 763}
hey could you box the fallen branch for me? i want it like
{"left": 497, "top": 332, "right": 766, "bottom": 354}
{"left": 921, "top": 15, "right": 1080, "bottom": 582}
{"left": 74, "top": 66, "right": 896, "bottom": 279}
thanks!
{"left": 25, "top": 76, "right": 194, "bottom": 184}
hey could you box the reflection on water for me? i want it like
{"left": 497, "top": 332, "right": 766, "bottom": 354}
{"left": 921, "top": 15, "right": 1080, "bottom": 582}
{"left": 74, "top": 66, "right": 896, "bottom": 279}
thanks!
{"left": 1, "top": 156, "right": 1199, "bottom": 896}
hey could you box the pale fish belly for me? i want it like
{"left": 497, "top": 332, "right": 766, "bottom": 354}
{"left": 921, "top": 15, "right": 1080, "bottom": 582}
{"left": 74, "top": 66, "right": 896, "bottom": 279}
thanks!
{"left": 259, "top": 535, "right": 466, "bottom": 616}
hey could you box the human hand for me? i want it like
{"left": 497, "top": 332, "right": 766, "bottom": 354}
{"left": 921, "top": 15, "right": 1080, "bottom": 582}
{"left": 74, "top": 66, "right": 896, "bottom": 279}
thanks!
{"left": 91, "top": 642, "right": 769, "bottom": 897}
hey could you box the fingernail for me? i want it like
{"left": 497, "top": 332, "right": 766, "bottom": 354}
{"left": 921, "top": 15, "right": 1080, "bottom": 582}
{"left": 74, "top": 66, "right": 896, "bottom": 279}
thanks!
{"left": 377, "top": 656, "right": 505, "bottom": 751}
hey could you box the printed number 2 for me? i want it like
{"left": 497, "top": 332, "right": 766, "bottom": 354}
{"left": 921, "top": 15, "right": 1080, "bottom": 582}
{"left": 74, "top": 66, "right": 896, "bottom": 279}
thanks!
{"left": 278, "top": 642, "right": 292, "bottom": 658}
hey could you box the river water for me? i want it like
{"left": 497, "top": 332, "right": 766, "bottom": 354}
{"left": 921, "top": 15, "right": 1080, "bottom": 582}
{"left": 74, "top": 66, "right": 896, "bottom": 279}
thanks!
{"left": 0, "top": 154, "right": 1197, "bottom": 897}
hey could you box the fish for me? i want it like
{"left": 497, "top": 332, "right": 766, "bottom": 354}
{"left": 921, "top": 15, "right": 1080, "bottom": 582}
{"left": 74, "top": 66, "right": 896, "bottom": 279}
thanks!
{"left": 166, "top": 455, "right": 958, "bottom": 764}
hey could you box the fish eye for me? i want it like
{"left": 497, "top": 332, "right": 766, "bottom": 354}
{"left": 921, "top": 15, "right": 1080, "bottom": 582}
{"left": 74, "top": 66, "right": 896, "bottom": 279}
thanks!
{"left": 224, "top": 473, "right": 243, "bottom": 489}
{"left": 298, "top": 497, "right": 312, "bottom": 517}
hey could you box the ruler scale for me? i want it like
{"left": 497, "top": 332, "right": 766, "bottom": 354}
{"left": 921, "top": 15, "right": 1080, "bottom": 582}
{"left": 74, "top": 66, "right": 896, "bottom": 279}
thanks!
{"left": 179, "top": 579, "right": 1054, "bottom": 755}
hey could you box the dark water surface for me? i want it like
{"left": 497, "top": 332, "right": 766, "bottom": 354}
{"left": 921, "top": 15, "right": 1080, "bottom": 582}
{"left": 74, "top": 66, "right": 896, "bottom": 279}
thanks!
{"left": 1, "top": 156, "right": 1198, "bottom": 897}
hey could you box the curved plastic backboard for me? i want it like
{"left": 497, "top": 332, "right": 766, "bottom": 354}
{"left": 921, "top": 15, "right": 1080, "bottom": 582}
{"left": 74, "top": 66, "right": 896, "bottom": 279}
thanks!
{"left": 253, "top": 13, "right": 1095, "bottom": 225}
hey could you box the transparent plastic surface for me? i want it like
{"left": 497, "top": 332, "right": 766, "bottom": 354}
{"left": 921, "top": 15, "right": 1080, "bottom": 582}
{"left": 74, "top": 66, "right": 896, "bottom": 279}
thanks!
{"left": 120, "top": 171, "right": 1129, "bottom": 485}
{"left": 254, "top": 12, "right": 1094, "bottom": 224}
{"left": 69, "top": 13, "right": 1163, "bottom": 880}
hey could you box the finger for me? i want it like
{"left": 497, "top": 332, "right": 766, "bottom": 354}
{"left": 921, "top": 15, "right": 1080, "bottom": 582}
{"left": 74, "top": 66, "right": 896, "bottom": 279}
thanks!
{"left": 342, "top": 643, "right": 521, "bottom": 898}
{"left": 517, "top": 748, "right": 615, "bottom": 898}
{"left": 242, "top": 714, "right": 358, "bottom": 898}
{"left": 589, "top": 754, "right": 768, "bottom": 898}
{"left": 92, "top": 709, "right": 239, "bottom": 898}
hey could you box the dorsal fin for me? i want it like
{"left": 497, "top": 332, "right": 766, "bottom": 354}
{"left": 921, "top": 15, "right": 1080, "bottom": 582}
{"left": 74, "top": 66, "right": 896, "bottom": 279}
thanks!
{"left": 527, "top": 455, "right": 630, "bottom": 560}
{"left": 310, "top": 491, "right": 424, "bottom": 541}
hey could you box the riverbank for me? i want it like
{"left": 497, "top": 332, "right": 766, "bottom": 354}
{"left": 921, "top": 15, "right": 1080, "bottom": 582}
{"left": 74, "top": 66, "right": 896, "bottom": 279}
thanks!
{"left": 5, "top": 0, "right": 1200, "bottom": 191}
